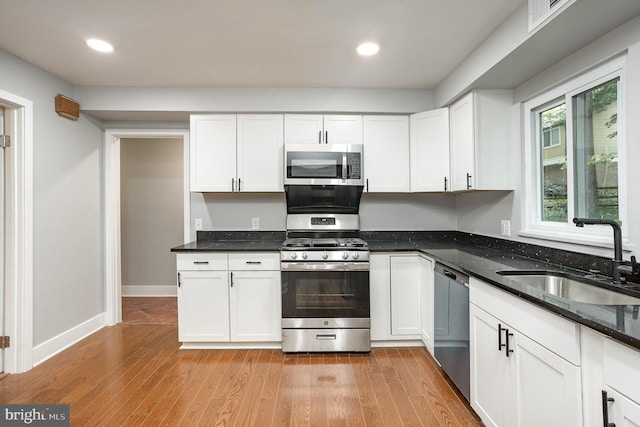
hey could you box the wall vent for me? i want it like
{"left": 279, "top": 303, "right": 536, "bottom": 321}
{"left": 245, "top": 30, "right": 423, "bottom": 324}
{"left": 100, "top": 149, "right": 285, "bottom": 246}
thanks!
{"left": 528, "top": 0, "right": 573, "bottom": 33}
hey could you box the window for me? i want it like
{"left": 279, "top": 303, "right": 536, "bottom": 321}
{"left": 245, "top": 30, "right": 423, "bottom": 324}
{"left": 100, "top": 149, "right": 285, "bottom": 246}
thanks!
{"left": 543, "top": 126, "right": 562, "bottom": 149}
{"left": 523, "top": 58, "right": 626, "bottom": 244}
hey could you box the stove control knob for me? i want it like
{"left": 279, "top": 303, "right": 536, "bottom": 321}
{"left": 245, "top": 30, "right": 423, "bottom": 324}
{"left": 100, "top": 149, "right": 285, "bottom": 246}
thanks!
{"left": 342, "top": 251, "right": 349, "bottom": 260}
{"left": 322, "top": 251, "right": 328, "bottom": 260}
{"left": 291, "top": 252, "right": 298, "bottom": 260}
{"left": 353, "top": 252, "right": 360, "bottom": 260}
{"left": 301, "top": 252, "right": 308, "bottom": 260}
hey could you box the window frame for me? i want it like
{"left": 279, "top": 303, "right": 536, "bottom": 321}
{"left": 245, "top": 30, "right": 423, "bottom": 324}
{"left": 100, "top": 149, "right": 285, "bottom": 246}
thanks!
{"left": 521, "top": 56, "right": 627, "bottom": 247}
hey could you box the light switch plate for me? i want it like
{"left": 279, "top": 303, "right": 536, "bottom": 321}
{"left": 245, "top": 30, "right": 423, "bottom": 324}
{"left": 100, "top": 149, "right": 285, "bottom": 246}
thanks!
{"left": 195, "top": 218, "right": 203, "bottom": 231}
{"left": 252, "top": 217, "right": 260, "bottom": 230}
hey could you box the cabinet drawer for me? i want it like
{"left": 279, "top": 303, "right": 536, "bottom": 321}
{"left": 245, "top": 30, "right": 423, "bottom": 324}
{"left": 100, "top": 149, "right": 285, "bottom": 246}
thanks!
{"left": 229, "top": 253, "right": 280, "bottom": 270}
{"left": 176, "top": 253, "right": 228, "bottom": 270}
{"left": 603, "top": 338, "right": 640, "bottom": 403}
{"left": 470, "top": 277, "right": 581, "bottom": 365}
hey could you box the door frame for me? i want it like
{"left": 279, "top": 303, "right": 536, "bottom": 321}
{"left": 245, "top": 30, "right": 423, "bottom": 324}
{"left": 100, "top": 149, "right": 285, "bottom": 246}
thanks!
{"left": 0, "top": 89, "right": 34, "bottom": 373}
{"left": 104, "top": 129, "right": 190, "bottom": 325}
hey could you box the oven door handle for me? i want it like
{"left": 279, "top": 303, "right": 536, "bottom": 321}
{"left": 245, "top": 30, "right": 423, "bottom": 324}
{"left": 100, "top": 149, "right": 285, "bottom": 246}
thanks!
{"left": 281, "top": 262, "right": 369, "bottom": 271}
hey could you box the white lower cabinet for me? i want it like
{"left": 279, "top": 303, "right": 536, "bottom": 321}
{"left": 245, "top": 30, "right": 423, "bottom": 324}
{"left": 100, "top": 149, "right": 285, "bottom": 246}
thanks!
{"left": 604, "top": 386, "right": 640, "bottom": 426}
{"left": 470, "top": 278, "right": 582, "bottom": 427}
{"left": 370, "top": 253, "right": 421, "bottom": 341}
{"left": 390, "top": 255, "right": 421, "bottom": 335}
{"left": 229, "top": 269, "right": 281, "bottom": 342}
{"left": 178, "top": 270, "right": 230, "bottom": 342}
{"left": 177, "top": 252, "right": 281, "bottom": 345}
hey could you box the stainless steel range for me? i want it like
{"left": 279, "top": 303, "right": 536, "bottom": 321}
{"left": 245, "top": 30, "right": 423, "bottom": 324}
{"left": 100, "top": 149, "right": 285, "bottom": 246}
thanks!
{"left": 281, "top": 183, "right": 370, "bottom": 353}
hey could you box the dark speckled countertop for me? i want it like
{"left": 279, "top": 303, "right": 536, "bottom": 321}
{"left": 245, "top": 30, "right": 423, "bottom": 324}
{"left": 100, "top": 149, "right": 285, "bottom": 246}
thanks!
{"left": 171, "top": 230, "right": 640, "bottom": 351}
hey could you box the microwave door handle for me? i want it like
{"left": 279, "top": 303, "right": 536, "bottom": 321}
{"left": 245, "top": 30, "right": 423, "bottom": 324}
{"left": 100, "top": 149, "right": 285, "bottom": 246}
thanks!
{"left": 342, "top": 152, "right": 348, "bottom": 180}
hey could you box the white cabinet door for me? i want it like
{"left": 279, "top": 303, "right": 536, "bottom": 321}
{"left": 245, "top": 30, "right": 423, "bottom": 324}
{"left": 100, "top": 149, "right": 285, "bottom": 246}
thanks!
{"left": 229, "top": 270, "right": 281, "bottom": 342}
{"left": 410, "top": 109, "right": 450, "bottom": 192}
{"left": 419, "top": 256, "right": 435, "bottom": 354}
{"left": 390, "top": 255, "right": 421, "bottom": 336}
{"left": 449, "top": 93, "right": 475, "bottom": 191}
{"left": 470, "top": 304, "right": 510, "bottom": 427}
{"left": 323, "top": 115, "right": 363, "bottom": 145}
{"left": 470, "top": 302, "right": 583, "bottom": 427}
{"left": 283, "top": 114, "right": 362, "bottom": 145}
{"left": 190, "top": 114, "right": 237, "bottom": 192}
{"left": 604, "top": 386, "right": 640, "bottom": 427}
{"left": 448, "top": 90, "right": 513, "bottom": 191}
{"left": 237, "top": 114, "right": 284, "bottom": 192}
{"left": 284, "top": 114, "right": 324, "bottom": 144}
{"left": 363, "top": 115, "right": 410, "bottom": 192}
{"left": 512, "top": 330, "right": 582, "bottom": 427}
{"left": 177, "top": 270, "right": 230, "bottom": 342}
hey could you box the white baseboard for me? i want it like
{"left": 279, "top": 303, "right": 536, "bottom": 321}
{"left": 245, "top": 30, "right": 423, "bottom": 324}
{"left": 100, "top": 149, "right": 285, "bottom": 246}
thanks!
{"left": 122, "top": 285, "right": 177, "bottom": 297}
{"left": 32, "top": 312, "right": 106, "bottom": 367}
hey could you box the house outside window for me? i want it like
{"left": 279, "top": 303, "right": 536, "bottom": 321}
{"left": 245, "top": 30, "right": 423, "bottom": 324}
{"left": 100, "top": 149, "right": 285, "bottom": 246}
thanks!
{"left": 522, "top": 57, "right": 626, "bottom": 244}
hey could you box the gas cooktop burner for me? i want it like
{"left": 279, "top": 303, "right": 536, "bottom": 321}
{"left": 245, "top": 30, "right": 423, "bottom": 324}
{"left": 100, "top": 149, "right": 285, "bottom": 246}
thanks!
{"left": 282, "top": 237, "right": 368, "bottom": 250}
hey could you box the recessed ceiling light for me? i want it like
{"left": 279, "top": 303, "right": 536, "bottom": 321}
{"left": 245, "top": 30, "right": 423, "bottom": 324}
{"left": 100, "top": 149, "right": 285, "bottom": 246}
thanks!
{"left": 87, "top": 38, "right": 114, "bottom": 53}
{"left": 357, "top": 42, "right": 380, "bottom": 56}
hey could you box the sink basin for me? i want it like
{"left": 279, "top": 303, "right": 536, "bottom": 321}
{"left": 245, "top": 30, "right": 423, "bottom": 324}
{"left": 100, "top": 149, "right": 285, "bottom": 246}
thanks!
{"left": 496, "top": 271, "right": 640, "bottom": 306}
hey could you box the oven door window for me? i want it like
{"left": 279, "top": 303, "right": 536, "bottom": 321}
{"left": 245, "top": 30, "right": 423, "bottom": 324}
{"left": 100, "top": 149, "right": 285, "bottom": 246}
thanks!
{"left": 282, "top": 270, "right": 369, "bottom": 318}
{"left": 286, "top": 152, "right": 344, "bottom": 179}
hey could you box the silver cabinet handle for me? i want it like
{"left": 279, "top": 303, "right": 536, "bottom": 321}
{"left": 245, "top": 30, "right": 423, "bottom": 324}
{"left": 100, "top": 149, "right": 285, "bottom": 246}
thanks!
{"left": 232, "top": 178, "right": 235, "bottom": 192}
{"left": 316, "top": 334, "right": 336, "bottom": 340}
{"left": 245, "top": 261, "right": 262, "bottom": 264}
{"left": 325, "top": 130, "right": 328, "bottom": 144}
{"left": 318, "top": 130, "right": 322, "bottom": 144}
{"left": 466, "top": 173, "right": 472, "bottom": 190}
{"left": 444, "top": 176, "right": 448, "bottom": 191}
{"left": 238, "top": 178, "right": 241, "bottom": 191}
{"left": 193, "top": 261, "right": 209, "bottom": 265}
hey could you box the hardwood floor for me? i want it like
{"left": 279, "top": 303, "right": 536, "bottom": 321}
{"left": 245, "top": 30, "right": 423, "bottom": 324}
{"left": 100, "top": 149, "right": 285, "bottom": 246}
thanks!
{"left": 0, "top": 325, "right": 481, "bottom": 426}
{"left": 122, "top": 297, "right": 178, "bottom": 325}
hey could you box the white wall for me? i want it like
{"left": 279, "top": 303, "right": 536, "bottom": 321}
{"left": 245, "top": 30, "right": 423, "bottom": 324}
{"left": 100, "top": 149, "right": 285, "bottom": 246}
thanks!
{"left": 120, "top": 138, "right": 183, "bottom": 296}
{"left": 188, "top": 192, "right": 458, "bottom": 233}
{"left": 456, "top": 15, "right": 640, "bottom": 258}
{"left": 0, "top": 49, "right": 104, "bottom": 347}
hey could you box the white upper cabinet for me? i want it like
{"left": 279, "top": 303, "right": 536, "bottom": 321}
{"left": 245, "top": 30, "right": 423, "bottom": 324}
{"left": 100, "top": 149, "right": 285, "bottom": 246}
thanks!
{"left": 449, "top": 90, "right": 513, "bottom": 191}
{"left": 236, "top": 114, "right": 284, "bottom": 192}
{"left": 190, "top": 114, "right": 237, "bottom": 192}
{"left": 190, "top": 114, "right": 284, "bottom": 192}
{"left": 363, "top": 115, "right": 410, "bottom": 192}
{"left": 410, "top": 108, "right": 450, "bottom": 192}
{"left": 284, "top": 114, "right": 363, "bottom": 145}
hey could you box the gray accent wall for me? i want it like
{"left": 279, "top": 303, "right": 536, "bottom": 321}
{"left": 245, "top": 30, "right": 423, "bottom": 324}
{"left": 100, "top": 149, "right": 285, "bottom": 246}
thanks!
{"left": 0, "top": 48, "right": 104, "bottom": 347}
{"left": 120, "top": 138, "right": 183, "bottom": 296}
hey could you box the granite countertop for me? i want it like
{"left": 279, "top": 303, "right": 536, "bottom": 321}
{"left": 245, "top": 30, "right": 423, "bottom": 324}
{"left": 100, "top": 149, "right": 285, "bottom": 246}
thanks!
{"left": 171, "top": 230, "right": 640, "bottom": 351}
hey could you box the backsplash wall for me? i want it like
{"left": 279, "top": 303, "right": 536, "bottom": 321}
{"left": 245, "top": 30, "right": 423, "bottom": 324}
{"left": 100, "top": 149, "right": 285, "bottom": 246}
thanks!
{"left": 189, "top": 192, "right": 457, "bottom": 235}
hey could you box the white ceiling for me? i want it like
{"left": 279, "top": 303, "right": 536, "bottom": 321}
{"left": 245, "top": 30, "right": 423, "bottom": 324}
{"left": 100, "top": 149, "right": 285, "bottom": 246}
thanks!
{"left": 0, "top": 0, "right": 525, "bottom": 89}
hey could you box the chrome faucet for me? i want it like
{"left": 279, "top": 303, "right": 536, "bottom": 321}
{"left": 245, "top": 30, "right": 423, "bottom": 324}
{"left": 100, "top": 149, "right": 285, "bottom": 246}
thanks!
{"left": 573, "top": 217, "right": 639, "bottom": 284}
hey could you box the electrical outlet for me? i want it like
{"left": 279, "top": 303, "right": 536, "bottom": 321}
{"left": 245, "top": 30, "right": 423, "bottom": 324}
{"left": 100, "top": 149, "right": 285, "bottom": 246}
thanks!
{"left": 195, "top": 218, "right": 203, "bottom": 231}
{"left": 501, "top": 220, "right": 511, "bottom": 237}
{"left": 252, "top": 217, "right": 260, "bottom": 230}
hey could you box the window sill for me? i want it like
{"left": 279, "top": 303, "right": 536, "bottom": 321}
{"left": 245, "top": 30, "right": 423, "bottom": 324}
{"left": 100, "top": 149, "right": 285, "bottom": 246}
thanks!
{"left": 518, "top": 228, "right": 633, "bottom": 254}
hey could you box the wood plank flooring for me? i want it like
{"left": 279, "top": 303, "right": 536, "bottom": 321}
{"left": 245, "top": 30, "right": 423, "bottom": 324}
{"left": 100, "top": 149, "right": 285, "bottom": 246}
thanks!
{"left": 0, "top": 325, "right": 482, "bottom": 426}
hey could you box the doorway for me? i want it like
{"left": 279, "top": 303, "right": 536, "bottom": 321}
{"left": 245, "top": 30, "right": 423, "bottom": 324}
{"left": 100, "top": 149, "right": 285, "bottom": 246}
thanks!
{"left": 119, "top": 137, "right": 183, "bottom": 323}
{"left": 104, "top": 130, "right": 190, "bottom": 326}
{"left": 0, "top": 89, "right": 34, "bottom": 374}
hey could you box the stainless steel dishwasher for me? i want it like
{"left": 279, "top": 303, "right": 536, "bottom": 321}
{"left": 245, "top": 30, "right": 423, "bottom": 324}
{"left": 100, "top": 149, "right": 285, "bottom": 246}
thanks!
{"left": 434, "top": 263, "right": 470, "bottom": 401}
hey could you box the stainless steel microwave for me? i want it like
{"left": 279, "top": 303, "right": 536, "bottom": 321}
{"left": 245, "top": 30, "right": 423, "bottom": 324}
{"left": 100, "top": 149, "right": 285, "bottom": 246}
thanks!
{"left": 284, "top": 144, "right": 364, "bottom": 186}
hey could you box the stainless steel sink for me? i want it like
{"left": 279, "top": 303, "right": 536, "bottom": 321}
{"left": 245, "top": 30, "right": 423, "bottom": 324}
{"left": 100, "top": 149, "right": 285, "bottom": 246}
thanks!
{"left": 496, "top": 271, "right": 640, "bottom": 306}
